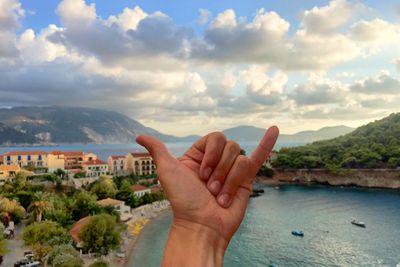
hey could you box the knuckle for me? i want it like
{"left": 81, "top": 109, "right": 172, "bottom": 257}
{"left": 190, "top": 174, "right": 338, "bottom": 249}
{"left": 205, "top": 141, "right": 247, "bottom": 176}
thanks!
{"left": 227, "top": 141, "right": 240, "bottom": 154}
{"left": 209, "top": 132, "right": 226, "bottom": 142}
{"left": 236, "top": 156, "right": 250, "bottom": 170}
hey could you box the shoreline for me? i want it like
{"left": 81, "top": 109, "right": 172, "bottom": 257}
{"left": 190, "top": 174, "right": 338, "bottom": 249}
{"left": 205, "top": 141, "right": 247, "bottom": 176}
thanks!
{"left": 257, "top": 168, "right": 400, "bottom": 190}
{"left": 114, "top": 201, "right": 171, "bottom": 267}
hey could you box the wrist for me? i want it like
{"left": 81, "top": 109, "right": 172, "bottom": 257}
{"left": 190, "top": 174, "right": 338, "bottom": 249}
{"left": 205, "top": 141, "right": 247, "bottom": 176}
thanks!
{"left": 162, "top": 218, "right": 228, "bottom": 267}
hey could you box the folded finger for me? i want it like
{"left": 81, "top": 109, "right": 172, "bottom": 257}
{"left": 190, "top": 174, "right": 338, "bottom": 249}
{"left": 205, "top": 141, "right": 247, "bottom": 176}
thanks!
{"left": 207, "top": 141, "right": 240, "bottom": 195}
{"left": 216, "top": 155, "right": 250, "bottom": 208}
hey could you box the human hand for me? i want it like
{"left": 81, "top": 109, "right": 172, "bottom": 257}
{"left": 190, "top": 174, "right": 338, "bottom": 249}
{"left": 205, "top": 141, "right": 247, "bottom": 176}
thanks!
{"left": 136, "top": 126, "right": 279, "bottom": 267}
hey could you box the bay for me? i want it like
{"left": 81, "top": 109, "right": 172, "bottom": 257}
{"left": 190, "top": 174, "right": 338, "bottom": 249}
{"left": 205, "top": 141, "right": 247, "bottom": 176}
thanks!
{"left": 0, "top": 141, "right": 297, "bottom": 160}
{"left": 129, "top": 185, "right": 400, "bottom": 267}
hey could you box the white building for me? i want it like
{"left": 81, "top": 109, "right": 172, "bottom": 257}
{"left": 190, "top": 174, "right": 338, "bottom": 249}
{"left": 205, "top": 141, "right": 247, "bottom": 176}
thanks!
{"left": 131, "top": 184, "right": 151, "bottom": 197}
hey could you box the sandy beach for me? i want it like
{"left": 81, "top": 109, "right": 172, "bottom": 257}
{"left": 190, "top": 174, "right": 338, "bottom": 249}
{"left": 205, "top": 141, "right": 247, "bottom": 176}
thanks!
{"left": 116, "top": 200, "right": 171, "bottom": 267}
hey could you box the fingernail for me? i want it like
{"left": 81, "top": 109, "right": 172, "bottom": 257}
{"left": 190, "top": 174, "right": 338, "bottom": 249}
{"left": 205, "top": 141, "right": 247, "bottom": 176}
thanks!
{"left": 218, "top": 193, "right": 231, "bottom": 207}
{"left": 208, "top": 180, "right": 221, "bottom": 195}
{"left": 203, "top": 167, "right": 212, "bottom": 180}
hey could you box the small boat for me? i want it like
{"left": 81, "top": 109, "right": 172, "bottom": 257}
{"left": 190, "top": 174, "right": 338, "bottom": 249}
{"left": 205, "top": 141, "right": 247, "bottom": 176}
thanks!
{"left": 250, "top": 192, "right": 260, "bottom": 198}
{"left": 274, "top": 186, "right": 280, "bottom": 190}
{"left": 291, "top": 230, "right": 304, "bottom": 237}
{"left": 351, "top": 220, "right": 366, "bottom": 228}
{"left": 253, "top": 189, "right": 265, "bottom": 193}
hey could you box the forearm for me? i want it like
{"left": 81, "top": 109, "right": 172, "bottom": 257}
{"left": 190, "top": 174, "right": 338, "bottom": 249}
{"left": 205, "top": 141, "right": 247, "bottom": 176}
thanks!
{"left": 162, "top": 219, "right": 228, "bottom": 267}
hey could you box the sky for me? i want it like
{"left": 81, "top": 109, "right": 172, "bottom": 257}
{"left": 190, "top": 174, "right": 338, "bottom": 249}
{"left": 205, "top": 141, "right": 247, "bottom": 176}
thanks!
{"left": 0, "top": 0, "right": 400, "bottom": 136}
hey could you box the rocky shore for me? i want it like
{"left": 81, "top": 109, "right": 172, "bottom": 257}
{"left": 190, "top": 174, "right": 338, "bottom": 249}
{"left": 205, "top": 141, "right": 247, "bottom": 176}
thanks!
{"left": 268, "top": 169, "right": 400, "bottom": 189}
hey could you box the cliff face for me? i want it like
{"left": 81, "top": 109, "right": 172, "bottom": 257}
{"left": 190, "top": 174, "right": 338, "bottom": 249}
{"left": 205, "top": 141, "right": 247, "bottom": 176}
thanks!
{"left": 274, "top": 169, "right": 400, "bottom": 189}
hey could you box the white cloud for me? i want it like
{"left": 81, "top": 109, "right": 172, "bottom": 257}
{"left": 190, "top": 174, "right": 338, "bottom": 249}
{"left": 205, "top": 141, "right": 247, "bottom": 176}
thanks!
{"left": 1, "top": 0, "right": 400, "bottom": 135}
{"left": 290, "top": 74, "right": 348, "bottom": 106}
{"left": 198, "top": 9, "right": 211, "bottom": 25}
{"left": 240, "top": 66, "right": 287, "bottom": 106}
{"left": 17, "top": 25, "right": 68, "bottom": 63}
{"left": 395, "top": 58, "right": 400, "bottom": 70}
{"left": 300, "top": 0, "right": 363, "bottom": 35}
{"left": 57, "top": 0, "right": 96, "bottom": 28}
{"left": 351, "top": 19, "right": 400, "bottom": 46}
{"left": 0, "top": 0, "right": 24, "bottom": 59}
{"left": 350, "top": 71, "right": 400, "bottom": 95}
{"left": 53, "top": 0, "right": 194, "bottom": 70}
{"left": 106, "top": 6, "right": 148, "bottom": 31}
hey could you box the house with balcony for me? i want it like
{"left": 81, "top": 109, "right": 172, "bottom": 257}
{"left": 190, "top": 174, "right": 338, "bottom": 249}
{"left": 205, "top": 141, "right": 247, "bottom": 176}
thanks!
{"left": 2, "top": 151, "right": 48, "bottom": 169}
{"left": 125, "top": 152, "right": 156, "bottom": 176}
{"left": 52, "top": 151, "right": 97, "bottom": 173}
{"left": 81, "top": 159, "right": 108, "bottom": 177}
{"left": 107, "top": 155, "right": 126, "bottom": 176}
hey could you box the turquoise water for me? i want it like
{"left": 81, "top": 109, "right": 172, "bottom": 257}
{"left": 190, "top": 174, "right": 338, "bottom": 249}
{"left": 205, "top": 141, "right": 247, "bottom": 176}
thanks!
{"left": 129, "top": 185, "right": 400, "bottom": 267}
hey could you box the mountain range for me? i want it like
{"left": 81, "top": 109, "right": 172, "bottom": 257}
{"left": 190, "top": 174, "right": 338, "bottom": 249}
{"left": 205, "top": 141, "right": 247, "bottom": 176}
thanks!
{"left": 0, "top": 106, "right": 354, "bottom": 145}
{"left": 222, "top": 125, "right": 354, "bottom": 145}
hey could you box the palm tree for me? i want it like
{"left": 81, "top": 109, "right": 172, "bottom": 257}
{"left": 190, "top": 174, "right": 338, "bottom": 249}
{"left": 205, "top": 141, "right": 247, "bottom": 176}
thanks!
{"left": 28, "top": 192, "right": 53, "bottom": 222}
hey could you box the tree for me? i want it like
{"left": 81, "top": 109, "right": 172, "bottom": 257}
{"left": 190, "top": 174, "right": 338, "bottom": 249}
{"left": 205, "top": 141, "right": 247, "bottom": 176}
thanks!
{"left": 47, "top": 244, "right": 83, "bottom": 267}
{"left": 115, "top": 181, "right": 139, "bottom": 208}
{"left": 71, "top": 191, "right": 101, "bottom": 221}
{"left": 88, "top": 260, "right": 109, "bottom": 267}
{"left": 28, "top": 192, "right": 53, "bottom": 222}
{"left": 113, "top": 174, "right": 137, "bottom": 189}
{"left": 239, "top": 149, "right": 246, "bottom": 156}
{"left": 23, "top": 221, "right": 71, "bottom": 263}
{"left": 141, "top": 192, "right": 154, "bottom": 205}
{"left": 90, "top": 176, "right": 116, "bottom": 199}
{"left": 0, "top": 222, "right": 8, "bottom": 259}
{"left": 23, "top": 221, "right": 70, "bottom": 246}
{"left": 257, "top": 165, "right": 274, "bottom": 177}
{"left": 15, "top": 191, "right": 34, "bottom": 210}
{"left": 54, "top": 169, "right": 67, "bottom": 180}
{"left": 79, "top": 214, "right": 121, "bottom": 255}
{"left": 12, "top": 173, "right": 27, "bottom": 192}
{"left": 0, "top": 197, "right": 26, "bottom": 224}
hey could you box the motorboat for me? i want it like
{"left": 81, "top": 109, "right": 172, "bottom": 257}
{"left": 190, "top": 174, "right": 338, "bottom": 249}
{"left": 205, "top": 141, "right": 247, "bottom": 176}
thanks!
{"left": 351, "top": 220, "right": 366, "bottom": 228}
{"left": 291, "top": 230, "right": 304, "bottom": 237}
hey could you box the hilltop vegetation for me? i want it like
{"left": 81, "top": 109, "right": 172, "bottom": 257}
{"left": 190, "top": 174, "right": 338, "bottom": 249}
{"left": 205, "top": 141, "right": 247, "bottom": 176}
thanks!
{"left": 272, "top": 113, "right": 400, "bottom": 169}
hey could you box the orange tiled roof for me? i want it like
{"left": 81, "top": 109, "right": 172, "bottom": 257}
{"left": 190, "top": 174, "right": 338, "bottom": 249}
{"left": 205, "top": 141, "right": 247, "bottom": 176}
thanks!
{"left": 70, "top": 216, "right": 92, "bottom": 243}
{"left": 130, "top": 152, "right": 151, "bottom": 157}
{"left": 97, "top": 198, "right": 124, "bottom": 206}
{"left": 52, "top": 151, "right": 84, "bottom": 156}
{"left": 131, "top": 184, "right": 149, "bottom": 192}
{"left": 110, "top": 156, "right": 125, "bottom": 160}
{"left": 0, "top": 165, "right": 21, "bottom": 172}
{"left": 3, "top": 151, "right": 48, "bottom": 156}
{"left": 82, "top": 159, "right": 107, "bottom": 165}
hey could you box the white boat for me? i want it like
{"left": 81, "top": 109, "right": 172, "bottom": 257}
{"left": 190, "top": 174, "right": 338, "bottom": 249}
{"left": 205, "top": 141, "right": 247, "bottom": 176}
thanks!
{"left": 351, "top": 220, "right": 366, "bottom": 228}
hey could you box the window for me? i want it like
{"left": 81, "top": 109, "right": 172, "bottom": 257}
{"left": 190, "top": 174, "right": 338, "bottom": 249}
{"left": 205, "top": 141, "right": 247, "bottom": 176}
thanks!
{"left": 6, "top": 156, "right": 10, "bottom": 161}
{"left": 18, "top": 155, "right": 21, "bottom": 161}
{"left": 38, "top": 155, "right": 42, "bottom": 160}
{"left": 27, "top": 155, "right": 31, "bottom": 161}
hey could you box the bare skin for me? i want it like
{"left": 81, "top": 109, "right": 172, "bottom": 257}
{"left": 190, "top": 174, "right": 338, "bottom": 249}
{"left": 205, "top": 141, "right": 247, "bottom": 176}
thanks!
{"left": 136, "top": 126, "right": 279, "bottom": 267}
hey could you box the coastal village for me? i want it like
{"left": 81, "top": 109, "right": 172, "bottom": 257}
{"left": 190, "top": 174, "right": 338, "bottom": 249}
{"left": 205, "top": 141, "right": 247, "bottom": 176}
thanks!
{"left": 0, "top": 149, "right": 169, "bottom": 267}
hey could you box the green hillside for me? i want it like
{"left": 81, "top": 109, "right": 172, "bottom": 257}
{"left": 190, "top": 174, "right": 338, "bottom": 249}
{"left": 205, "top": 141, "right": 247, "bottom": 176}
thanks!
{"left": 272, "top": 113, "right": 400, "bottom": 169}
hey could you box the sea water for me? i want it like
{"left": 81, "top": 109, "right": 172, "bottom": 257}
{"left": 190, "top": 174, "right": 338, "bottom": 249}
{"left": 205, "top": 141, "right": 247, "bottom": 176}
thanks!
{"left": 129, "top": 185, "right": 400, "bottom": 267}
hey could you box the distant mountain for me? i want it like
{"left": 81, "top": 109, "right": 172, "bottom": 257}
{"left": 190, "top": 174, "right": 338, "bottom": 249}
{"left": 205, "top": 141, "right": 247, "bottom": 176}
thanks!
{"left": 222, "top": 125, "right": 354, "bottom": 144}
{"left": 0, "top": 106, "right": 199, "bottom": 145}
{"left": 272, "top": 113, "right": 400, "bottom": 169}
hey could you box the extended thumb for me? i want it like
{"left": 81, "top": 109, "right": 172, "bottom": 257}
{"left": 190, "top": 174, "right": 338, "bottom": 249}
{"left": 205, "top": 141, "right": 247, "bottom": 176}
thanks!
{"left": 136, "top": 135, "right": 175, "bottom": 168}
